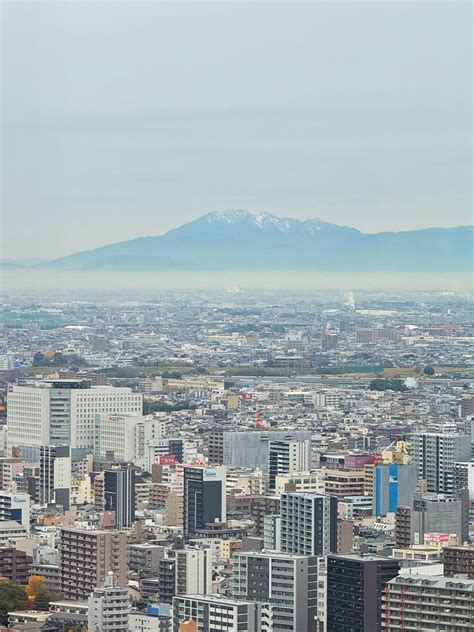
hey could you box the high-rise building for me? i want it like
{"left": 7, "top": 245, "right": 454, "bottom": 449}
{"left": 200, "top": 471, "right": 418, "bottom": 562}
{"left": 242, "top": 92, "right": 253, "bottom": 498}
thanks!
{"left": 394, "top": 506, "right": 412, "bottom": 548}
{"left": 104, "top": 467, "right": 136, "bottom": 530}
{"left": 411, "top": 490, "right": 469, "bottom": 546}
{"left": 263, "top": 514, "right": 281, "bottom": 551}
{"left": 39, "top": 445, "right": 71, "bottom": 510}
{"left": 173, "top": 594, "right": 258, "bottom": 632}
{"left": 383, "top": 575, "right": 474, "bottom": 631}
{"left": 370, "top": 463, "right": 418, "bottom": 517}
{"left": 232, "top": 550, "right": 318, "bottom": 632}
{"left": 411, "top": 432, "right": 471, "bottom": 494}
{"left": 159, "top": 547, "right": 212, "bottom": 604}
{"left": 88, "top": 572, "right": 129, "bottom": 632}
{"left": 183, "top": 466, "right": 226, "bottom": 540}
{"left": 0, "top": 491, "right": 30, "bottom": 533}
{"left": 60, "top": 527, "right": 128, "bottom": 600}
{"left": 94, "top": 413, "right": 167, "bottom": 469}
{"left": 327, "top": 554, "right": 400, "bottom": 632}
{"left": 280, "top": 492, "right": 338, "bottom": 556}
{"left": 268, "top": 439, "right": 310, "bottom": 490}
{"left": 453, "top": 461, "right": 474, "bottom": 499}
{"left": 207, "top": 430, "right": 312, "bottom": 471}
{"left": 7, "top": 380, "right": 142, "bottom": 460}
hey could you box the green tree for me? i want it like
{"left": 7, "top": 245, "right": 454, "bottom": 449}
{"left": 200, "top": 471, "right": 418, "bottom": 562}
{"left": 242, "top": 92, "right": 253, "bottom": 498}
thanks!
{"left": 0, "top": 581, "right": 27, "bottom": 624}
{"left": 423, "top": 366, "right": 435, "bottom": 376}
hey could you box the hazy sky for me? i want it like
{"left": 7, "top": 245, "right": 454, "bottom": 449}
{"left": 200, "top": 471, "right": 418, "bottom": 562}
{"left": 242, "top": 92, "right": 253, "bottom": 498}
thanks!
{"left": 2, "top": 1, "right": 472, "bottom": 259}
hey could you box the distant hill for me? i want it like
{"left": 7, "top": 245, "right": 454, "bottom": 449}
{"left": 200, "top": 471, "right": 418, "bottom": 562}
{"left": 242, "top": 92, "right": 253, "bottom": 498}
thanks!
{"left": 28, "top": 210, "right": 474, "bottom": 273}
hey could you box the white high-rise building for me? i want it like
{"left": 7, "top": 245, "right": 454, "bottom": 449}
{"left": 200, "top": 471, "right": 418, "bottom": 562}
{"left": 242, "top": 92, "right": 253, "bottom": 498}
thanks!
{"left": 168, "top": 547, "right": 213, "bottom": 596}
{"left": 7, "top": 379, "right": 142, "bottom": 460}
{"left": 87, "top": 572, "right": 129, "bottom": 632}
{"left": 268, "top": 439, "right": 310, "bottom": 490}
{"left": 94, "top": 413, "right": 166, "bottom": 468}
{"left": 411, "top": 432, "right": 471, "bottom": 494}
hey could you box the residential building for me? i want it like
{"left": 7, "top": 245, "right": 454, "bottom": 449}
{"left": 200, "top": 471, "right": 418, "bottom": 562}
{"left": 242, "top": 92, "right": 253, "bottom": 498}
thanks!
{"left": 60, "top": 527, "right": 128, "bottom": 600}
{"left": 173, "top": 594, "right": 258, "bottom": 632}
{"left": 323, "top": 469, "right": 366, "bottom": 499}
{"left": 104, "top": 467, "right": 136, "bottom": 530}
{"left": 411, "top": 432, "right": 471, "bottom": 494}
{"left": 0, "top": 546, "right": 32, "bottom": 583}
{"left": 280, "top": 492, "right": 338, "bottom": 556}
{"left": 327, "top": 554, "right": 400, "bottom": 632}
{"left": 443, "top": 545, "right": 474, "bottom": 579}
{"left": 88, "top": 572, "right": 129, "bottom": 632}
{"left": 268, "top": 439, "right": 310, "bottom": 490}
{"left": 383, "top": 574, "right": 474, "bottom": 631}
{"left": 232, "top": 550, "right": 318, "bottom": 632}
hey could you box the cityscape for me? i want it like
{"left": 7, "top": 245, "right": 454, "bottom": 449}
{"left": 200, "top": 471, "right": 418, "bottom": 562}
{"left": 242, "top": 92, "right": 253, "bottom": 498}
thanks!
{"left": 0, "top": 288, "right": 473, "bottom": 630}
{"left": 2, "top": 1, "right": 473, "bottom": 631}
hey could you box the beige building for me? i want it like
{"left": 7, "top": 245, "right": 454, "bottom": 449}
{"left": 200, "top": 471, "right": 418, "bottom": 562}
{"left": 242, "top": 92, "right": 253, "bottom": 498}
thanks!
{"left": 60, "top": 527, "right": 128, "bottom": 600}
{"left": 324, "top": 469, "right": 365, "bottom": 499}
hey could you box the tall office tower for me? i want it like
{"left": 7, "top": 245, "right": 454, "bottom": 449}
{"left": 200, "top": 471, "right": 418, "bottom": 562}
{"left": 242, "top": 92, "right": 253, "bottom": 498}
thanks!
{"left": 7, "top": 380, "right": 142, "bottom": 460}
{"left": 326, "top": 555, "right": 400, "bottom": 632}
{"left": 94, "top": 413, "right": 167, "bottom": 468}
{"left": 280, "top": 492, "right": 338, "bottom": 556}
{"left": 39, "top": 445, "right": 71, "bottom": 510}
{"left": 383, "top": 575, "right": 474, "bottom": 631}
{"left": 411, "top": 490, "right": 469, "bottom": 545}
{"left": 0, "top": 491, "right": 30, "bottom": 533}
{"left": 207, "top": 430, "right": 312, "bottom": 470}
{"left": 183, "top": 466, "right": 226, "bottom": 540}
{"left": 232, "top": 551, "right": 318, "bottom": 632}
{"left": 268, "top": 439, "right": 310, "bottom": 490}
{"left": 159, "top": 547, "right": 212, "bottom": 603}
{"left": 411, "top": 432, "right": 471, "bottom": 493}
{"left": 88, "top": 572, "right": 129, "bottom": 632}
{"left": 453, "top": 461, "right": 474, "bottom": 499}
{"left": 104, "top": 467, "right": 136, "bottom": 530}
{"left": 60, "top": 527, "right": 128, "bottom": 600}
{"left": 173, "top": 594, "right": 258, "bottom": 632}
{"left": 370, "top": 463, "right": 418, "bottom": 517}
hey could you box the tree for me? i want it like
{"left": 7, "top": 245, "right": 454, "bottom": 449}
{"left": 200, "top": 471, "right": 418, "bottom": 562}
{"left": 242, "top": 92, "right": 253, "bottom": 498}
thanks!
{"left": 423, "top": 366, "right": 435, "bottom": 376}
{"left": 33, "top": 351, "right": 46, "bottom": 366}
{"left": 25, "top": 575, "right": 46, "bottom": 600}
{"left": 0, "top": 580, "right": 27, "bottom": 624}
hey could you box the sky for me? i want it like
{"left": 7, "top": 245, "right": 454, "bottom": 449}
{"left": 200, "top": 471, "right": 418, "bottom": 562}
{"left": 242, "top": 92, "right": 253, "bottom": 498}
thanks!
{"left": 2, "top": 1, "right": 472, "bottom": 260}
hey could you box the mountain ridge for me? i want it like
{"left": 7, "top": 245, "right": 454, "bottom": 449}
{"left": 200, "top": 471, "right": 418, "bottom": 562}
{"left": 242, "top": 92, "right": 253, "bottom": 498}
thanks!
{"left": 11, "top": 210, "right": 474, "bottom": 273}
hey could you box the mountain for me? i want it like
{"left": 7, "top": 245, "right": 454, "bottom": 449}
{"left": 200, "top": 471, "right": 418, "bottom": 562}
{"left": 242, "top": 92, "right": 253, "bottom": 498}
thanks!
{"left": 39, "top": 210, "right": 473, "bottom": 273}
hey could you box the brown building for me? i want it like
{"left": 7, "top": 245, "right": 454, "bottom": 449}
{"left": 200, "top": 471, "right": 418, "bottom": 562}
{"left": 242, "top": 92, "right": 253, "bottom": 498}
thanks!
{"left": 149, "top": 483, "right": 171, "bottom": 509}
{"left": 60, "top": 527, "right": 127, "bottom": 600}
{"left": 443, "top": 545, "right": 474, "bottom": 579}
{"left": 394, "top": 506, "right": 411, "bottom": 548}
{"left": 324, "top": 470, "right": 366, "bottom": 499}
{"left": 0, "top": 546, "right": 32, "bottom": 584}
{"left": 226, "top": 494, "right": 280, "bottom": 537}
{"left": 208, "top": 432, "right": 224, "bottom": 465}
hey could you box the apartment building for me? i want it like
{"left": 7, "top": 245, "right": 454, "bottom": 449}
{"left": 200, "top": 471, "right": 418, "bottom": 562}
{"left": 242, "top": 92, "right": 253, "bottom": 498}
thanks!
{"left": 60, "top": 527, "right": 128, "bottom": 600}
{"left": 383, "top": 574, "right": 474, "bottom": 630}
